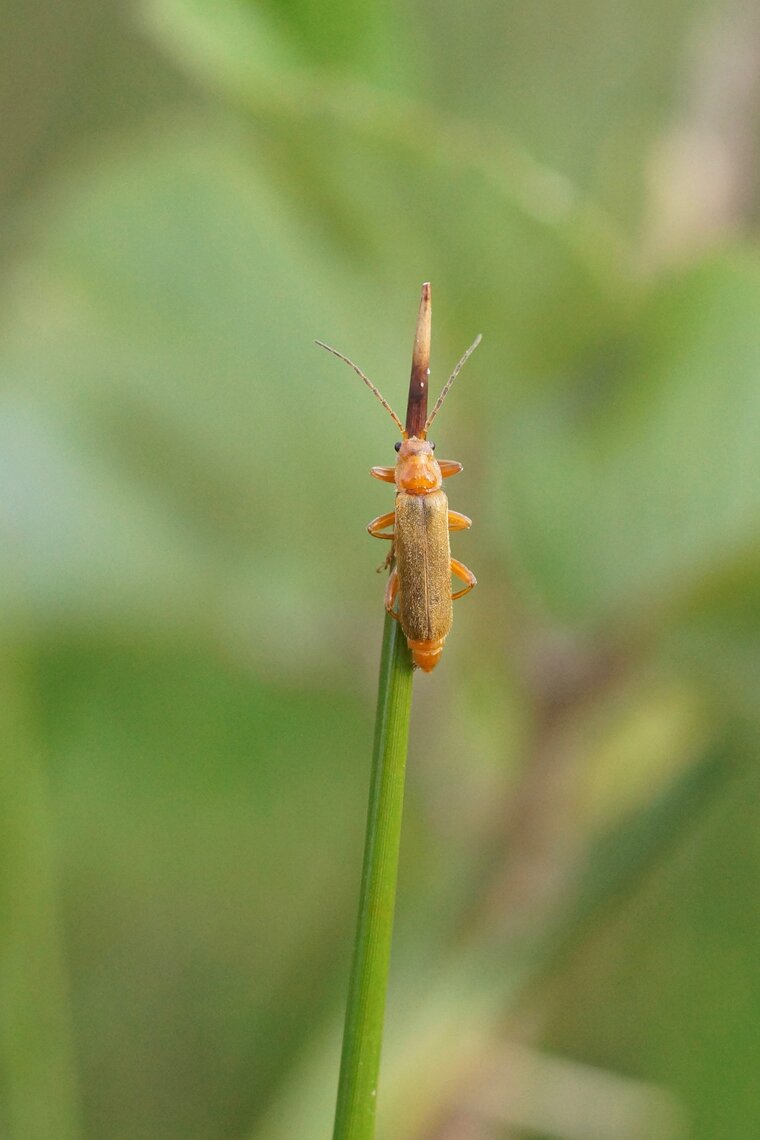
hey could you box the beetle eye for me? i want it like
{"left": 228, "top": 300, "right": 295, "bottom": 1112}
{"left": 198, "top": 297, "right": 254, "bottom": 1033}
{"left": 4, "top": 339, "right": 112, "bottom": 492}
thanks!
{"left": 394, "top": 441, "right": 402, "bottom": 452}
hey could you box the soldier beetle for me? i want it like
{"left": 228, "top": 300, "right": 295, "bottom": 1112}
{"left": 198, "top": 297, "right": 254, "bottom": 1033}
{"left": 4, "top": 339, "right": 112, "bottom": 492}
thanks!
{"left": 317, "top": 283, "right": 479, "bottom": 671}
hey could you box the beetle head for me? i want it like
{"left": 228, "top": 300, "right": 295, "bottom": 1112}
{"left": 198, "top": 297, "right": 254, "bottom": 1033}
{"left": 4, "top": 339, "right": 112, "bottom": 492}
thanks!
{"left": 395, "top": 437, "right": 441, "bottom": 494}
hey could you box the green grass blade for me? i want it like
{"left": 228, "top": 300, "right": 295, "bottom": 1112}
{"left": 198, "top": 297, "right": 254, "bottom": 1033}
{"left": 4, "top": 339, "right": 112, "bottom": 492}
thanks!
{"left": 332, "top": 613, "right": 414, "bottom": 1140}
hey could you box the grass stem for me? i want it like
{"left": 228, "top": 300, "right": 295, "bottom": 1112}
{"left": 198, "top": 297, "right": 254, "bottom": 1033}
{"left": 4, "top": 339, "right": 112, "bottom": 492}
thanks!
{"left": 332, "top": 612, "right": 414, "bottom": 1140}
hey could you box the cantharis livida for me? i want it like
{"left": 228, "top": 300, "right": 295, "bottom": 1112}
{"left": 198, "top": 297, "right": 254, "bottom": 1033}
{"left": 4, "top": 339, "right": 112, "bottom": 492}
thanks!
{"left": 317, "top": 283, "right": 479, "bottom": 671}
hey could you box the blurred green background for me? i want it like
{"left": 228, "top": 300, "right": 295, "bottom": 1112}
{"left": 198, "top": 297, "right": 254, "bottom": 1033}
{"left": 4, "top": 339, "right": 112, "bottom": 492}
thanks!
{"left": 2, "top": 1, "right": 760, "bottom": 1137}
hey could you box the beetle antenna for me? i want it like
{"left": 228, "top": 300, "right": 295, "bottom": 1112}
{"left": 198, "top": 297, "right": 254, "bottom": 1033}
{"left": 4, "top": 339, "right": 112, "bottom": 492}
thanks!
{"left": 315, "top": 340, "right": 405, "bottom": 434}
{"left": 424, "top": 333, "right": 482, "bottom": 433}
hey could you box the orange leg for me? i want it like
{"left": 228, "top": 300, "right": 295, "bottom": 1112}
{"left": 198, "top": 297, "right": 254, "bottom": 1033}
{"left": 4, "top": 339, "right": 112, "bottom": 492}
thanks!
{"left": 439, "top": 460, "right": 463, "bottom": 478}
{"left": 367, "top": 511, "right": 395, "bottom": 539}
{"left": 448, "top": 510, "right": 472, "bottom": 531}
{"left": 371, "top": 466, "right": 396, "bottom": 483}
{"left": 451, "top": 557, "right": 477, "bottom": 600}
{"left": 384, "top": 568, "right": 400, "bottom": 620}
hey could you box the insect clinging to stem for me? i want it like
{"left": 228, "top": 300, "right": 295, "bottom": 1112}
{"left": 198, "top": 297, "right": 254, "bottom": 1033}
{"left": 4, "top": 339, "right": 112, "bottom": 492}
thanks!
{"left": 316, "top": 282, "right": 480, "bottom": 672}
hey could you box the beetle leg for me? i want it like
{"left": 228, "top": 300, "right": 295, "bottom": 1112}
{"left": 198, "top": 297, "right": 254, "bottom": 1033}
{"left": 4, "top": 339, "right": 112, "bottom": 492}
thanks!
{"left": 367, "top": 511, "right": 395, "bottom": 539}
{"left": 370, "top": 466, "right": 396, "bottom": 483}
{"left": 384, "top": 568, "right": 400, "bottom": 620}
{"left": 369, "top": 513, "right": 395, "bottom": 571}
{"left": 447, "top": 510, "right": 472, "bottom": 531}
{"left": 376, "top": 546, "right": 395, "bottom": 573}
{"left": 438, "top": 460, "right": 463, "bottom": 478}
{"left": 451, "top": 557, "right": 477, "bottom": 600}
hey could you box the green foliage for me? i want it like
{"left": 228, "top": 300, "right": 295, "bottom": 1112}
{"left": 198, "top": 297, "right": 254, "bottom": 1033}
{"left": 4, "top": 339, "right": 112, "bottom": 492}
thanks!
{"left": 1, "top": 0, "right": 759, "bottom": 1137}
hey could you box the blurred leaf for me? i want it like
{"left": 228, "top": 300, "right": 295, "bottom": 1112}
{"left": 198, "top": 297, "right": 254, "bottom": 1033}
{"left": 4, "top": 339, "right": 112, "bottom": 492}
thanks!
{"left": 143, "top": 0, "right": 634, "bottom": 323}
{"left": 664, "top": 560, "right": 760, "bottom": 725}
{"left": 498, "top": 252, "right": 760, "bottom": 630}
{"left": 39, "top": 637, "right": 371, "bottom": 1139}
{"left": 0, "top": 654, "right": 82, "bottom": 1140}
{"left": 143, "top": 0, "right": 708, "bottom": 237}
{"left": 0, "top": 128, "right": 402, "bottom": 669}
{"left": 541, "top": 727, "right": 760, "bottom": 1140}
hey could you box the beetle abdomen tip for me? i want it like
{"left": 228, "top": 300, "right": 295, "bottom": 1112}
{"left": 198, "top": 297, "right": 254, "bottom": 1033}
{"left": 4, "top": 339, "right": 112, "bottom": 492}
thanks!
{"left": 407, "top": 637, "right": 445, "bottom": 672}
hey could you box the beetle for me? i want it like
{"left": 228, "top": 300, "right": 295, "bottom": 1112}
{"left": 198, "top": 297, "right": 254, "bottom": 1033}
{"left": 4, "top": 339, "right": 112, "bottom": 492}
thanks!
{"left": 317, "top": 283, "right": 479, "bottom": 671}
